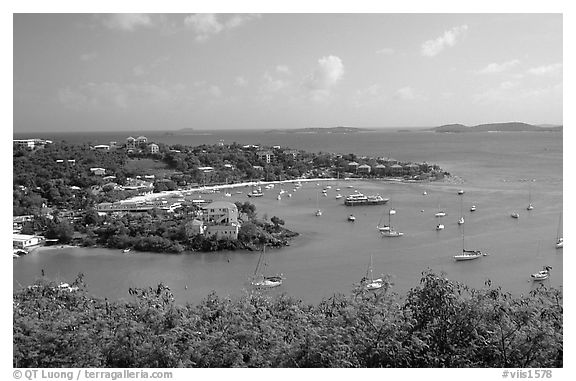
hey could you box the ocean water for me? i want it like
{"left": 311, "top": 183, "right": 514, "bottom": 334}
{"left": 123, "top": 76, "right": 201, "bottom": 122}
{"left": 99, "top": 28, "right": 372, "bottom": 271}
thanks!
{"left": 13, "top": 130, "right": 563, "bottom": 304}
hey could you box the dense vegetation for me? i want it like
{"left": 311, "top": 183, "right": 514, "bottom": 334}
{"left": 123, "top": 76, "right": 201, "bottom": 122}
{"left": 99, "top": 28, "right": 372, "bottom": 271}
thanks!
{"left": 73, "top": 202, "right": 297, "bottom": 253}
{"left": 13, "top": 271, "right": 562, "bottom": 368}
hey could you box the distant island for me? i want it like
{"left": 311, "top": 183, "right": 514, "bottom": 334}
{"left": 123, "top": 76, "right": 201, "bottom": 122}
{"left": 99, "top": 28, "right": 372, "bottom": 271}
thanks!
{"left": 430, "top": 122, "right": 562, "bottom": 133}
{"left": 266, "top": 126, "right": 373, "bottom": 134}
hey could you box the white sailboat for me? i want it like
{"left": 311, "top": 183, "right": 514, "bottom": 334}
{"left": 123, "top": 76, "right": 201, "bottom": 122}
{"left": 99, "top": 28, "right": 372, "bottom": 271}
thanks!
{"left": 453, "top": 222, "right": 485, "bottom": 261}
{"left": 458, "top": 194, "right": 465, "bottom": 225}
{"left": 376, "top": 208, "right": 390, "bottom": 231}
{"left": 435, "top": 201, "right": 446, "bottom": 217}
{"left": 251, "top": 245, "right": 283, "bottom": 288}
{"left": 381, "top": 208, "right": 403, "bottom": 237}
{"left": 526, "top": 180, "right": 534, "bottom": 210}
{"left": 315, "top": 192, "right": 322, "bottom": 216}
{"left": 363, "top": 253, "right": 383, "bottom": 290}
{"left": 555, "top": 213, "right": 563, "bottom": 249}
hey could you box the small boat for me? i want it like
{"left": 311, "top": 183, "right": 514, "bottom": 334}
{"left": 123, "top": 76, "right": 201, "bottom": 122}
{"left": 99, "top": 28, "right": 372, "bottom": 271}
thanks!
{"left": 458, "top": 217, "right": 465, "bottom": 225}
{"left": 527, "top": 203, "right": 534, "bottom": 211}
{"left": 335, "top": 188, "right": 341, "bottom": 191}
{"left": 277, "top": 194, "right": 281, "bottom": 200}
{"left": 315, "top": 209, "right": 322, "bottom": 216}
{"left": 287, "top": 193, "right": 292, "bottom": 198}
{"left": 423, "top": 191, "right": 427, "bottom": 195}
{"left": 436, "top": 224, "right": 445, "bottom": 230}
{"left": 13, "top": 253, "right": 19, "bottom": 258}
{"left": 315, "top": 192, "right": 322, "bottom": 216}
{"left": 335, "top": 194, "right": 342, "bottom": 199}
{"left": 531, "top": 266, "right": 552, "bottom": 281}
{"left": 326, "top": 185, "right": 332, "bottom": 189}
{"left": 348, "top": 215, "right": 356, "bottom": 222}
{"left": 470, "top": 205, "right": 477, "bottom": 212}
{"left": 224, "top": 193, "right": 232, "bottom": 197}
{"left": 435, "top": 211, "right": 446, "bottom": 217}
{"left": 457, "top": 195, "right": 465, "bottom": 225}
{"left": 555, "top": 237, "right": 563, "bottom": 249}
{"left": 247, "top": 187, "right": 263, "bottom": 197}
{"left": 458, "top": 190, "right": 464, "bottom": 195}
{"left": 511, "top": 212, "right": 519, "bottom": 219}
{"left": 122, "top": 248, "right": 131, "bottom": 253}
{"left": 14, "top": 248, "right": 28, "bottom": 256}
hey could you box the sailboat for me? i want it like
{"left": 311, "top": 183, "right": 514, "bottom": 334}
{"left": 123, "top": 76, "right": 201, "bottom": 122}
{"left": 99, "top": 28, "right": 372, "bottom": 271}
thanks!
{"left": 251, "top": 245, "right": 283, "bottom": 288}
{"left": 376, "top": 209, "right": 390, "bottom": 231}
{"left": 555, "top": 213, "right": 563, "bottom": 249}
{"left": 247, "top": 184, "right": 263, "bottom": 198}
{"left": 453, "top": 222, "right": 485, "bottom": 261}
{"left": 363, "top": 254, "right": 384, "bottom": 290}
{"left": 458, "top": 193, "right": 465, "bottom": 225}
{"left": 315, "top": 192, "right": 322, "bottom": 216}
{"left": 435, "top": 200, "right": 446, "bottom": 217}
{"left": 381, "top": 209, "right": 403, "bottom": 237}
{"left": 526, "top": 180, "right": 534, "bottom": 210}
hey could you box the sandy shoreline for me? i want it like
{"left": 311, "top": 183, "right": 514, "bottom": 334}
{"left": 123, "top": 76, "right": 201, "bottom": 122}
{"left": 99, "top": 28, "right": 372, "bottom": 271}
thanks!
{"left": 121, "top": 176, "right": 457, "bottom": 203}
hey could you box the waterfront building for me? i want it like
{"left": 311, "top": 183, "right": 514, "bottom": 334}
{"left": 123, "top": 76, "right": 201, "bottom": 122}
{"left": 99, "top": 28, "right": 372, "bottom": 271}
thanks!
{"left": 348, "top": 161, "right": 359, "bottom": 172}
{"left": 126, "top": 137, "right": 136, "bottom": 150}
{"left": 13, "top": 139, "right": 52, "bottom": 150}
{"left": 202, "top": 201, "right": 239, "bottom": 225}
{"left": 148, "top": 143, "right": 159, "bottom": 154}
{"left": 205, "top": 224, "right": 239, "bottom": 240}
{"left": 13, "top": 233, "right": 41, "bottom": 249}
{"left": 357, "top": 164, "right": 372, "bottom": 174}
{"left": 374, "top": 164, "right": 387, "bottom": 175}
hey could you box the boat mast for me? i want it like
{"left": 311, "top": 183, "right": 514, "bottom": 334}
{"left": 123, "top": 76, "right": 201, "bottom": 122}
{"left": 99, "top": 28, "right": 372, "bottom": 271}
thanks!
{"left": 557, "top": 212, "right": 562, "bottom": 240}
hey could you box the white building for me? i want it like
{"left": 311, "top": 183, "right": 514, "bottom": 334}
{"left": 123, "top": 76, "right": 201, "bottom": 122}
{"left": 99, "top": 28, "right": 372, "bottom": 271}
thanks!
{"left": 94, "top": 144, "right": 110, "bottom": 151}
{"left": 202, "top": 201, "right": 239, "bottom": 225}
{"left": 13, "top": 234, "right": 41, "bottom": 248}
{"left": 126, "top": 137, "right": 136, "bottom": 150}
{"left": 148, "top": 143, "right": 159, "bottom": 154}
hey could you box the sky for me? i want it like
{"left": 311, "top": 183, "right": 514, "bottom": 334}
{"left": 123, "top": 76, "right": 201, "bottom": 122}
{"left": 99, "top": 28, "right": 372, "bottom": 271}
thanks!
{"left": 13, "top": 13, "right": 563, "bottom": 132}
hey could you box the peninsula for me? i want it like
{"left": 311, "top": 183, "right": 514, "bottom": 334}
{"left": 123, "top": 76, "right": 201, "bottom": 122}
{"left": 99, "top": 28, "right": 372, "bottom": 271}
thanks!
{"left": 430, "top": 122, "right": 562, "bottom": 133}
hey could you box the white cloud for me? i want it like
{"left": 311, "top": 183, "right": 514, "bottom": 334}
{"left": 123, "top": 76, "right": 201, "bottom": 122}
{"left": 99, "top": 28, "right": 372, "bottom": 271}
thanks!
{"left": 102, "top": 14, "right": 153, "bottom": 31}
{"left": 80, "top": 52, "right": 98, "bottom": 62}
{"left": 394, "top": 86, "right": 425, "bottom": 101}
{"left": 477, "top": 59, "right": 520, "bottom": 74}
{"left": 261, "top": 72, "right": 291, "bottom": 94}
{"left": 132, "top": 56, "right": 170, "bottom": 77}
{"left": 234, "top": 76, "right": 248, "bottom": 87}
{"left": 376, "top": 48, "right": 395, "bottom": 55}
{"left": 57, "top": 81, "right": 221, "bottom": 111}
{"left": 276, "top": 65, "right": 291, "bottom": 74}
{"left": 304, "top": 55, "right": 345, "bottom": 102}
{"left": 184, "top": 13, "right": 260, "bottom": 42}
{"left": 421, "top": 25, "right": 468, "bottom": 57}
{"left": 526, "top": 63, "right": 562, "bottom": 75}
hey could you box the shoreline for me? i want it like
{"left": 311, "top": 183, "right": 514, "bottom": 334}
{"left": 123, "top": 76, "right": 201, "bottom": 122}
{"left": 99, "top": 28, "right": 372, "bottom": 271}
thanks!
{"left": 121, "top": 176, "right": 457, "bottom": 204}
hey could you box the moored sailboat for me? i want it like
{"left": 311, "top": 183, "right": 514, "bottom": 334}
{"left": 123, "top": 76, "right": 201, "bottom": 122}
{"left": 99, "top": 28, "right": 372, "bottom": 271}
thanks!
{"left": 380, "top": 208, "right": 403, "bottom": 237}
{"left": 362, "top": 253, "right": 383, "bottom": 290}
{"left": 453, "top": 222, "right": 485, "bottom": 261}
{"left": 555, "top": 213, "right": 563, "bottom": 249}
{"left": 251, "top": 245, "right": 283, "bottom": 288}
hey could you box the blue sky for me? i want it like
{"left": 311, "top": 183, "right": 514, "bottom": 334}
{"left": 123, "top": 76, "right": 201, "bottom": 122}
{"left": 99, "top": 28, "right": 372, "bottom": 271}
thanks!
{"left": 13, "top": 13, "right": 563, "bottom": 132}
